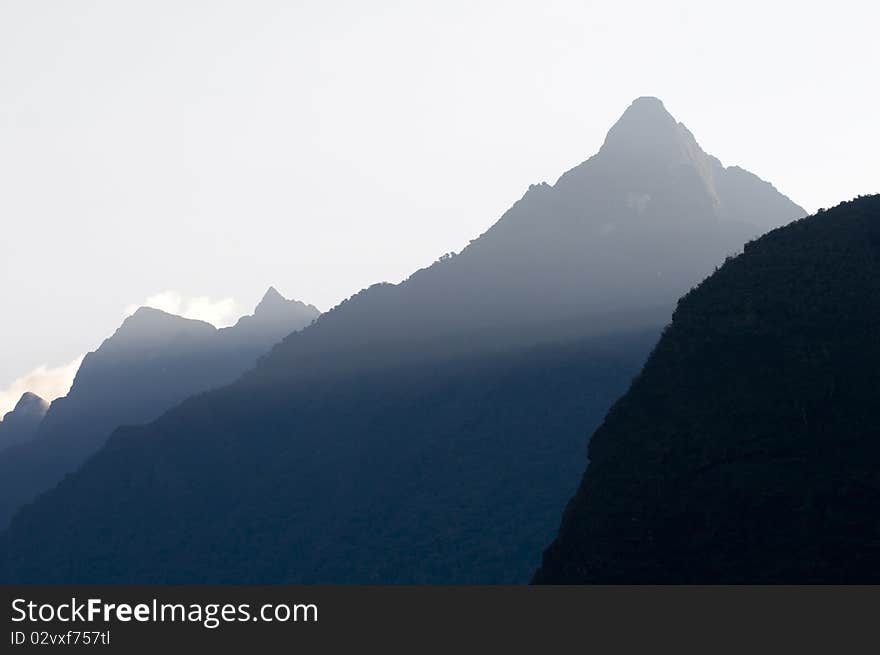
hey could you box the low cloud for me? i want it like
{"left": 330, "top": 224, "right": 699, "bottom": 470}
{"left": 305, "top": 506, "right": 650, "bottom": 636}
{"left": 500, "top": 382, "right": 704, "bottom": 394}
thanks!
{"left": 124, "top": 291, "right": 239, "bottom": 328}
{"left": 0, "top": 355, "right": 84, "bottom": 417}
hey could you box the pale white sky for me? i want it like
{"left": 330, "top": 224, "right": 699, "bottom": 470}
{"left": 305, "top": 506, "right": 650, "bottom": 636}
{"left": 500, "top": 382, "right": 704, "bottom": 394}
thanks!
{"left": 1, "top": 0, "right": 877, "bottom": 410}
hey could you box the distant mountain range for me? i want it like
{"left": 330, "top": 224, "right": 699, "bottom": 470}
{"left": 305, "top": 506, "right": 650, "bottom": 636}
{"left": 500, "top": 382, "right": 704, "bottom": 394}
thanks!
{"left": 0, "top": 288, "right": 318, "bottom": 530}
{"left": 0, "top": 98, "right": 806, "bottom": 583}
{"left": 534, "top": 196, "right": 880, "bottom": 583}
{"left": 0, "top": 392, "right": 48, "bottom": 453}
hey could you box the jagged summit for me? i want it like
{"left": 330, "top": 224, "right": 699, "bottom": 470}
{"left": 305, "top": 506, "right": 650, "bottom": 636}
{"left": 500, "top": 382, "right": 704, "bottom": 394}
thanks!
{"left": 630, "top": 95, "right": 667, "bottom": 108}
{"left": 600, "top": 96, "right": 681, "bottom": 148}
{"left": 103, "top": 307, "right": 217, "bottom": 356}
{"left": 0, "top": 392, "right": 48, "bottom": 453}
{"left": 256, "top": 97, "right": 805, "bottom": 378}
{"left": 120, "top": 306, "right": 219, "bottom": 336}
{"left": 547, "top": 96, "right": 804, "bottom": 232}
{"left": 0, "top": 285, "right": 320, "bottom": 529}
{"left": 125, "top": 305, "right": 204, "bottom": 324}
{"left": 254, "top": 286, "right": 294, "bottom": 316}
{"left": 234, "top": 287, "right": 320, "bottom": 330}
{"left": 604, "top": 96, "right": 676, "bottom": 136}
{"left": 257, "top": 286, "right": 285, "bottom": 308}
{"left": 595, "top": 96, "right": 712, "bottom": 172}
{"left": 11, "top": 392, "right": 48, "bottom": 417}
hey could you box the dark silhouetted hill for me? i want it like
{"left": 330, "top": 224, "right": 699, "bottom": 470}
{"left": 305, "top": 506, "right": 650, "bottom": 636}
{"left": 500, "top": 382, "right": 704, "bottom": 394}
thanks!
{"left": 534, "top": 195, "right": 880, "bottom": 583}
{"left": 0, "top": 290, "right": 318, "bottom": 529}
{"left": 0, "top": 392, "right": 48, "bottom": 453}
{"left": 0, "top": 98, "right": 805, "bottom": 583}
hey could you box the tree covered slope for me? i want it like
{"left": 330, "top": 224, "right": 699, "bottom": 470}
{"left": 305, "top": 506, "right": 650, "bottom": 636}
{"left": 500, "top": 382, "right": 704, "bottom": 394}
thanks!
{"left": 535, "top": 196, "right": 880, "bottom": 583}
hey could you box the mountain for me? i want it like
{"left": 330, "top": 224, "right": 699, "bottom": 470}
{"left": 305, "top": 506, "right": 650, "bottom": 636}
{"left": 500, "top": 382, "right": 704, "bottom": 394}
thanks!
{"left": 0, "top": 392, "right": 48, "bottom": 453}
{"left": 534, "top": 196, "right": 880, "bottom": 583}
{"left": 224, "top": 287, "right": 320, "bottom": 348}
{"left": 247, "top": 98, "right": 803, "bottom": 366}
{"left": 0, "top": 98, "right": 804, "bottom": 583}
{"left": 0, "top": 289, "right": 319, "bottom": 529}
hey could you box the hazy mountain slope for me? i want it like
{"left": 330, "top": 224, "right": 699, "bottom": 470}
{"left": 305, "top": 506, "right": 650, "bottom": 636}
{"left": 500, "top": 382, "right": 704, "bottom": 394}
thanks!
{"left": 1, "top": 329, "right": 657, "bottom": 583}
{"left": 0, "top": 98, "right": 805, "bottom": 583}
{"left": 254, "top": 98, "right": 804, "bottom": 369}
{"left": 0, "top": 392, "right": 48, "bottom": 453}
{"left": 0, "top": 289, "right": 318, "bottom": 529}
{"left": 534, "top": 196, "right": 880, "bottom": 583}
{"left": 221, "top": 286, "right": 320, "bottom": 349}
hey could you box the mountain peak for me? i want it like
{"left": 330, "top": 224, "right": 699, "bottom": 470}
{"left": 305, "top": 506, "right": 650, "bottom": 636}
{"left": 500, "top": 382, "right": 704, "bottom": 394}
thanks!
{"left": 626, "top": 95, "right": 669, "bottom": 114}
{"left": 617, "top": 96, "right": 674, "bottom": 122}
{"left": 116, "top": 306, "right": 213, "bottom": 337}
{"left": 0, "top": 392, "right": 48, "bottom": 453}
{"left": 95, "top": 308, "right": 217, "bottom": 360}
{"left": 10, "top": 392, "right": 49, "bottom": 418}
{"left": 15, "top": 391, "right": 46, "bottom": 410}
{"left": 599, "top": 96, "right": 690, "bottom": 157}
{"left": 228, "top": 286, "right": 320, "bottom": 336}
{"left": 126, "top": 305, "right": 180, "bottom": 322}
{"left": 124, "top": 305, "right": 217, "bottom": 328}
{"left": 255, "top": 286, "right": 287, "bottom": 313}
{"left": 254, "top": 287, "right": 290, "bottom": 316}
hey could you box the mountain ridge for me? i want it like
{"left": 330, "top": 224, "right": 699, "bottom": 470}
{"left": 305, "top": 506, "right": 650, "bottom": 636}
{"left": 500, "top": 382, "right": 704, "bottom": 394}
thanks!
{"left": 251, "top": 98, "right": 803, "bottom": 382}
{"left": 0, "top": 288, "right": 319, "bottom": 529}
{"left": 0, "top": 392, "right": 48, "bottom": 453}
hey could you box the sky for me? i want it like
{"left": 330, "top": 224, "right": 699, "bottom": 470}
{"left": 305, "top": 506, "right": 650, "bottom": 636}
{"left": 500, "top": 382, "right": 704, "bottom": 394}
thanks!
{"left": 1, "top": 0, "right": 878, "bottom": 414}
